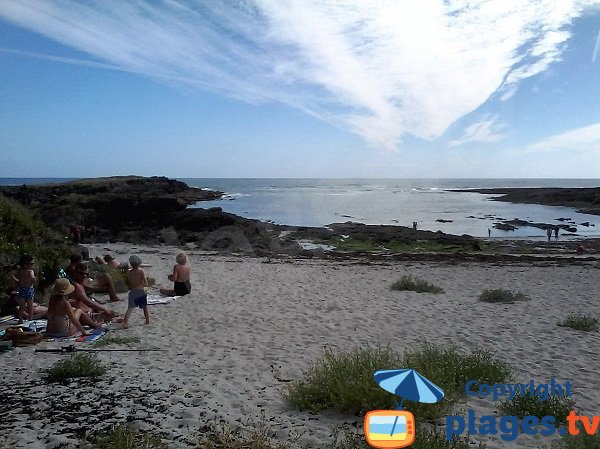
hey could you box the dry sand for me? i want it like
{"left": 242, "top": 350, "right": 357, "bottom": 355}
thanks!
{"left": 1, "top": 242, "right": 600, "bottom": 448}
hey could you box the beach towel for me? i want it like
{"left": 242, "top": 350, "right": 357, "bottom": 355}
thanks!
{"left": 146, "top": 294, "right": 179, "bottom": 305}
{"left": 0, "top": 315, "right": 15, "bottom": 324}
{"left": 49, "top": 328, "right": 107, "bottom": 343}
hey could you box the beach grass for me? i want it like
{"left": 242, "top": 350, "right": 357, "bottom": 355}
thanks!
{"left": 329, "top": 426, "right": 486, "bottom": 449}
{"left": 46, "top": 353, "right": 106, "bottom": 382}
{"left": 478, "top": 289, "right": 529, "bottom": 303}
{"left": 93, "top": 335, "right": 141, "bottom": 348}
{"left": 390, "top": 275, "right": 444, "bottom": 294}
{"left": 553, "top": 425, "right": 600, "bottom": 449}
{"left": 196, "top": 418, "right": 295, "bottom": 449}
{"left": 557, "top": 315, "right": 599, "bottom": 332}
{"left": 286, "top": 342, "right": 512, "bottom": 421}
{"left": 86, "top": 424, "right": 165, "bottom": 449}
{"left": 90, "top": 263, "right": 129, "bottom": 293}
{"left": 498, "top": 391, "right": 575, "bottom": 426}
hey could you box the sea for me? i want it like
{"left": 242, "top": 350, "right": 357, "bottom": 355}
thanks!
{"left": 2, "top": 178, "right": 600, "bottom": 239}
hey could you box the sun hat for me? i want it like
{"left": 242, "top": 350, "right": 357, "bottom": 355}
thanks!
{"left": 129, "top": 255, "right": 142, "bottom": 267}
{"left": 53, "top": 278, "right": 75, "bottom": 296}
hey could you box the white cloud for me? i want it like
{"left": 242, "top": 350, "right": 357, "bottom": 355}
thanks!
{"left": 0, "top": 0, "right": 598, "bottom": 150}
{"left": 519, "top": 122, "right": 600, "bottom": 154}
{"left": 593, "top": 28, "right": 600, "bottom": 63}
{"left": 449, "top": 116, "right": 506, "bottom": 146}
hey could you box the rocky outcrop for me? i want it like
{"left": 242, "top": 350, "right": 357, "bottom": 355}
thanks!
{"left": 451, "top": 187, "right": 600, "bottom": 215}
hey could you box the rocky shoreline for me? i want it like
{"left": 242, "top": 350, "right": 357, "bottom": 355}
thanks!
{"left": 3, "top": 177, "right": 600, "bottom": 260}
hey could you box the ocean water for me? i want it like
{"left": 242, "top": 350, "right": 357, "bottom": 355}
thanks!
{"left": 2, "top": 178, "right": 600, "bottom": 239}
{"left": 182, "top": 178, "right": 600, "bottom": 239}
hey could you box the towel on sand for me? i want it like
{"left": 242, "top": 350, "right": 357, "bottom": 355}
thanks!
{"left": 146, "top": 294, "right": 179, "bottom": 305}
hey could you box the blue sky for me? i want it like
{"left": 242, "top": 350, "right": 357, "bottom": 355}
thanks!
{"left": 1, "top": 1, "right": 600, "bottom": 178}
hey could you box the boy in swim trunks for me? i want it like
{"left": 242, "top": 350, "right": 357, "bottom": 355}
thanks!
{"left": 123, "top": 255, "right": 149, "bottom": 329}
{"left": 15, "top": 254, "right": 36, "bottom": 323}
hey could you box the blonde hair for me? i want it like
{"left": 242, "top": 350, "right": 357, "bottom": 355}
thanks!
{"left": 175, "top": 252, "right": 187, "bottom": 265}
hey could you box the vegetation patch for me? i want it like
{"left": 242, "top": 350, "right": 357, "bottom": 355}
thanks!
{"left": 318, "top": 236, "right": 475, "bottom": 254}
{"left": 478, "top": 289, "right": 529, "bottom": 303}
{"left": 499, "top": 390, "right": 575, "bottom": 426}
{"left": 391, "top": 275, "right": 444, "bottom": 294}
{"left": 85, "top": 424, "right": 165, "bottom": 449}
{"left": 196, "top": 417, "right": 296, "bottom": 449}
{"left": 552, "top": 424, "right": 600, "bottom": 449}
{"left": 93, "top": 335, "right": 140, "bottom": 348}
{"left": 0, "top": 195, "right": 71, "bottom": 310}
{"left": 46, "top": 353, "right": 107, "bottom": 382}
{"left": 329, "top": 426, "right": 486, "bottom": 449}
{"left": 287, "top": 342, "right": 512, "bottom": 422}
{"left": 557, "top": 315, "right": 599, "bottom": 332}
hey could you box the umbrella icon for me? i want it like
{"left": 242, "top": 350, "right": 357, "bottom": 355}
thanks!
{"left": 374, "top": 369, "right": 444, "bottom": 409}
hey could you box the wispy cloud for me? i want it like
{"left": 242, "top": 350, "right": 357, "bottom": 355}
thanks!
{"left": 519, "top": 122, "right": 600, "bottom": 154}
{"left": 449, "top": 116, "right": 506, "bottom": 146}
{"left": 593, "top": 28, "right": 600, "bottom": 63}
{"left": 0, "top": 0, "right": 596, "bottom": 150}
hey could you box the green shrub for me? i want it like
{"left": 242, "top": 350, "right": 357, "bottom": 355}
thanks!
{"left": 390, "top": 275, "right": 444, "bottom": 294}
{"left": 328, "top": 426, "right": 486, "bottom": 449}
{"left": 93, "top": 335, "right": 140, "bottom": 348}
{"left": 46, "top": 353, "right": 107, "bottom": 382}
{"left": 86, "top": 424, "right": 165, "bottom": 449}
{"left": 287, "top": 342, "right": 512, "bottom": 422}
{"left": 557, "top": 315, "right": 599, "bottom": 332}
{"left": 478, "top": 289, "right": 529, "bottom": 303}
{"left": 286, "top": 346, "right": 402, "bottom": 415}
{"left": 552, "top": 424, "right": 600, "bottom": 449}
{"left": 498, "top": 390, "right": 575, "bottom": 426}
{"left": 89, "top": 263, "right": 129, "bottom": 293}
{"left": 196, "top": 418, "right": 294, "bottom": 449}
{"left": 401, "top": 343, "right": 512, "bottom": 421}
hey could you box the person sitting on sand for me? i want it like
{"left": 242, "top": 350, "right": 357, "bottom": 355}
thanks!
{"left": 95, "top": 254, "right": 120, "bottom": 268}
{"left": 66, "top": 254, "right": 122, "bottom": 302}
{"left": 47, "top": 279, "right": 102, "bottom": 338}
{"left": 159, "top": 252, "right": 191, "bottom": 296}
{"left": 123, "top": 255, "right": 149, "bottom": 329}
{"left": 95, "top": 254, "right": 151, "bottom": 271}
{"left": 69, "top": 263, "right": 118, "bottom": 322}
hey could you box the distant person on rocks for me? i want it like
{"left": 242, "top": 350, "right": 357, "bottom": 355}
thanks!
{"left": 14, "top": 254, "right": 36, "bottom": 323}
{"left": 412, "top": 221, "right": 417, "bottom": 230}
{"left": 123, "top": 255, "right": 149, "bottom": 329}
{"left": 47, "top": 279, "right": 102, "bottom": 338}
{"left": 160, "top": 252, "right": 191, "bottom": 296}
{"left": 488, "top": 228, "right": 491, "bottom": 238}
{"left": 554, "top": 226, "right": 559, "bottom": 241}
{"left": 546, "top": 227, "right": 552, "bottom": 242}
{"left": 69, "top": 224, "right": 82, "bottom": 244}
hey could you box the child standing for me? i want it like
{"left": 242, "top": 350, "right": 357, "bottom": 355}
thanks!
{"left": 15, "top": 254, "right": 36, "bottom": 323}
{"left": 123, "top": 255, "right": 149, "bottom": 329}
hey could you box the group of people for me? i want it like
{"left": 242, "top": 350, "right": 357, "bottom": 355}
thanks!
{"left": 11, "top": 251, "right": 192, "bottom": 337}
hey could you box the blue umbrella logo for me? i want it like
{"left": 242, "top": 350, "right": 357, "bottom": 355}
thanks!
{"left": 374, "top": 369, "right": 444, "bottom": 409}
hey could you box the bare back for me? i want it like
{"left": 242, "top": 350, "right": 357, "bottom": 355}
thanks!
{"left": 173, "top": 264, "right": 190, "bottom": 282}
{"left": 17, "top": 268, "right": 35, "bottom": 288}
{"left": 127, "top": 267, "right": 147, "bottom": 290}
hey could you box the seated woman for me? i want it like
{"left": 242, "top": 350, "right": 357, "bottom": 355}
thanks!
{"left": 160, "top": 252, "right": 191, "bottom": 296}
{"left": 66, "top": 253, "right": 122, "bottom": 302}
{"left": 46, "top": 278, "right": 103, "bottom": 338}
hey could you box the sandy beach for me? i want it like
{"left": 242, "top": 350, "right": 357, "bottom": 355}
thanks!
{"left": 1, "top": 243, "right": 600, "bottom": 448}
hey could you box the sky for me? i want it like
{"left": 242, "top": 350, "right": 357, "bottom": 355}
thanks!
{"left": 1, "top": 0, "right": 600, "bottom": 178}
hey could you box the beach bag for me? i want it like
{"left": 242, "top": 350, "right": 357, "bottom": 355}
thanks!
{"left": 1, "top": 327, "right": 43, "bottom": 347}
